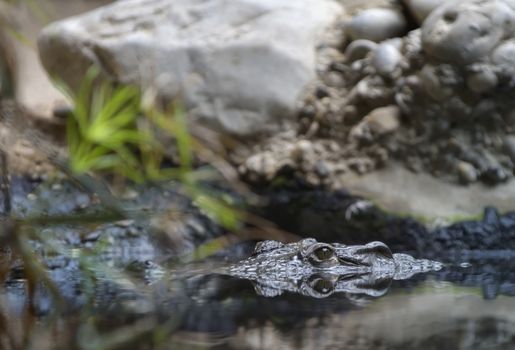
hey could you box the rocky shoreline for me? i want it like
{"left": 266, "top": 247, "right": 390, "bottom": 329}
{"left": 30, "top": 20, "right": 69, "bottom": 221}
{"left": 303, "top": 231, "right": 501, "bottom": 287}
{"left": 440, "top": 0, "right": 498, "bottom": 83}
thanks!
{"left": 239, "top": 0, "right": 515, "bottom": 191}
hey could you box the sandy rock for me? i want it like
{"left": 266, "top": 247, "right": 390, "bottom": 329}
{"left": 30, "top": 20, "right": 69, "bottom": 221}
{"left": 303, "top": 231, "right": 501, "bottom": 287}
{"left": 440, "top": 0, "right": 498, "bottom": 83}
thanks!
{"left": 350, "top": 105, "right": 401, "bottom": 141}
{"left": 38, "top": 0, "right": 343, "bottom": 136}
{"left": 457, "top": 161, "right": 478, "bottom": 184}
{"left": 402, "top": 0, "right": 447, "bottom": 24}
{"left": 364, "top": 105, "right": 401, "bottom": 135}
{"left": 421, "top": 0, "right": 515, "bottom": 65}
{"left": 371, "top": 43, "right": 402, "bottom": 76}
{"left": 339, "top": 164, "right": 515, "bottom": 219}
{"left": 346, "top": 8, "right": 407, "bottom": 42}
{"left": 290, "top": 140, "right": 314, "bottom": 162}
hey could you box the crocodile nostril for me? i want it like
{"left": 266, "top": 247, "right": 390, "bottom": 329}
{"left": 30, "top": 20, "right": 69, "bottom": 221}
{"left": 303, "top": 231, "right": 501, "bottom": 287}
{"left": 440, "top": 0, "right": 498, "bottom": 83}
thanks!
{"left": 338, "top": 256, "right": 368, "bottom": 267}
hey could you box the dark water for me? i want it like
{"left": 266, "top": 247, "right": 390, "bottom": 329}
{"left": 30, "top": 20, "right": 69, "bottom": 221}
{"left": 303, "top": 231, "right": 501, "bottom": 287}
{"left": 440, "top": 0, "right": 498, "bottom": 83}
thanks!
{"left": 1, "top": 179, "right": 514, "bottom": 349}
{"left": 1, "top": 253, "right": 514, "bottom": 350}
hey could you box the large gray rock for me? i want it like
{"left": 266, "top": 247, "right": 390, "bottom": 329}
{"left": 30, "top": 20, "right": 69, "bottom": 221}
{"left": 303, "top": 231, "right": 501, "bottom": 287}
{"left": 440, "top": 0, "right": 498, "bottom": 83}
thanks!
{"left": 421, "top": 0, "right": 515, "bottom": 65}
{"left": 38, "top": 0, "right": 343, "bottom": 136}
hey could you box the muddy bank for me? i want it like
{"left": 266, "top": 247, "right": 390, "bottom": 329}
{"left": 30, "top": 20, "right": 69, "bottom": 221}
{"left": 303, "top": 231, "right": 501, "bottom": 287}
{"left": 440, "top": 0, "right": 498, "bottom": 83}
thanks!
{"left": 258, "top": 183, "right": 515, "bottom": 257}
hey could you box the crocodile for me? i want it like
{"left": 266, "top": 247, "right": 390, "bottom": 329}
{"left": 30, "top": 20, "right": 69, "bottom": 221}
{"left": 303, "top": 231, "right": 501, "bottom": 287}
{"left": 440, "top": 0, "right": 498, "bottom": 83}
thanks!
{"left": 226, "top": 238, "right": 443, "bottom": 298}
{"left": 131, "top": 238, "right": 443, "bottom": 299}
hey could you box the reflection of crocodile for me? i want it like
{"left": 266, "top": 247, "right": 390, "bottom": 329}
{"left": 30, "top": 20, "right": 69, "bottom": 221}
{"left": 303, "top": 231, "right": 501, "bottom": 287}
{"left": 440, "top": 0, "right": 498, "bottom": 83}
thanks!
{"left": 227, "top": 239, "right": 443, "bottom": 298}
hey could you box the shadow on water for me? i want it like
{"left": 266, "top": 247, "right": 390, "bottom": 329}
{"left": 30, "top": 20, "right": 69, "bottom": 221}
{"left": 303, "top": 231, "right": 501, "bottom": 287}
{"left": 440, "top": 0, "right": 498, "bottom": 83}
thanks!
{"left": 0, "top": 179, "right": 514, "bottom": 349}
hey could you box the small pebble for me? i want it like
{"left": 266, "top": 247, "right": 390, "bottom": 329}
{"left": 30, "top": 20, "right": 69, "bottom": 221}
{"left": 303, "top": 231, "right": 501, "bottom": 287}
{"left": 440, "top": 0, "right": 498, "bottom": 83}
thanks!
{"left": 483, "top": 206, "right": 499, "bottom": 226}
{"left": 116, "top": 220, "right": 135, "bottom": 227}
{"left": 322, "top": 71, "right": 345, "bottom": 88}
{"left": 291, "top": 140, "right": 313, "bottom": 162}
{"left": 419, "top": 64, "right": 453, "bottom": 101}
{"left": 359, "top": 105, "right": 401, "bottom": 138}
{"left": 457, "top": 161, "right": 477, "bottom": 184}
{"left": 51, "top": 183, "right": 63, "bottom": 191}
{"left": 480, "top": 166, "right": 509, "bottom": 184}
{"left": 346, "top": 8, "right": 407, "bottom": 42}
{"left": 503, "top": 135, "right": 515, "bottom": 161}
{"left": 371, "top": 43, "right": 402, "bottom": 76}
{"left": 314, "top": 161, "right": 330, "bottom": 178}
{"left": 121, "top": 189, "right": 139, "bottom": 200}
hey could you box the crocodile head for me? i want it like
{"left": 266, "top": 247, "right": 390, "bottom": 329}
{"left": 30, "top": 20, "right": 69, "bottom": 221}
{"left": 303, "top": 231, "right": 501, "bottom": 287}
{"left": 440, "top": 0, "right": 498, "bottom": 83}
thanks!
{"left": 228, "top": 238, "right": 442, "bottom": 298}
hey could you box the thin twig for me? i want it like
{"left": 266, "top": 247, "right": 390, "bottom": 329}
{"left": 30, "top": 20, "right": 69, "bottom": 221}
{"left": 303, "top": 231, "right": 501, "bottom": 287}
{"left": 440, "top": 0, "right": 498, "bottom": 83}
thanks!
{"left": 0, "top": 148, "right": 10, "bottom": 216}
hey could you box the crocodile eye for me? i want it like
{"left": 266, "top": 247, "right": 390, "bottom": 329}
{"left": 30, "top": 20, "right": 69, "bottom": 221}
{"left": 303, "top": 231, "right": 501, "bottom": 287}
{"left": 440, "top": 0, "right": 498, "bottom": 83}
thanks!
{"left": 313, "top": 247, "right": 334, "bottom": 261}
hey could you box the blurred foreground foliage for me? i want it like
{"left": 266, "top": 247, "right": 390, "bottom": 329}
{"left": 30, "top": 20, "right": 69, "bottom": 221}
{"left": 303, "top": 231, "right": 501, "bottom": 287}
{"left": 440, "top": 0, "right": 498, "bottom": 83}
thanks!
{"left": 0, "top": 62, "right": 293, "bottom": 349}
{"left": 0, "top": 0, "right": 270, "bottom": 348}
{"left": 0, "top": 2, "right": 294, "bottom": 346}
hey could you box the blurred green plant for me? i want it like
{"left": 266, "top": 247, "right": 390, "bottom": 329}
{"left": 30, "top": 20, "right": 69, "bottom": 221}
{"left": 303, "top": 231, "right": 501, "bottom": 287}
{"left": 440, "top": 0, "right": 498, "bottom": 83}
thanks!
{"left": 57, "top": 67, "right": 150, "bottom": 180}
{"left": 55, "top": 66, "right": 244, "bottom": 232}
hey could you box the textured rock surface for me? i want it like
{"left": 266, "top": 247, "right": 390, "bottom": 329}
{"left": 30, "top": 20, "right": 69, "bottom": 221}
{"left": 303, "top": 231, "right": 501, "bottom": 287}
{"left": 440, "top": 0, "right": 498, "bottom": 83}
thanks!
{"left": 38, "top": 0, "right": 343, "bottom": 136}
{"left": 421, "top": 0, "right": 515, "bottom": 64}
{"left": 237, "top": 0, "right": 515, "bottom": 218}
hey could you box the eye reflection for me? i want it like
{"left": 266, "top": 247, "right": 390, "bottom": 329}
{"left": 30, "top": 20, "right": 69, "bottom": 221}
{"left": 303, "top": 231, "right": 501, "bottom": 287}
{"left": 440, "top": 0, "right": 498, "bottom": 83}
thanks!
{"left": 311, "top": 277, "right": 335, "bottom": 294}
{"left": 313, "top": 246, "right": 334, "bottom": 261}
